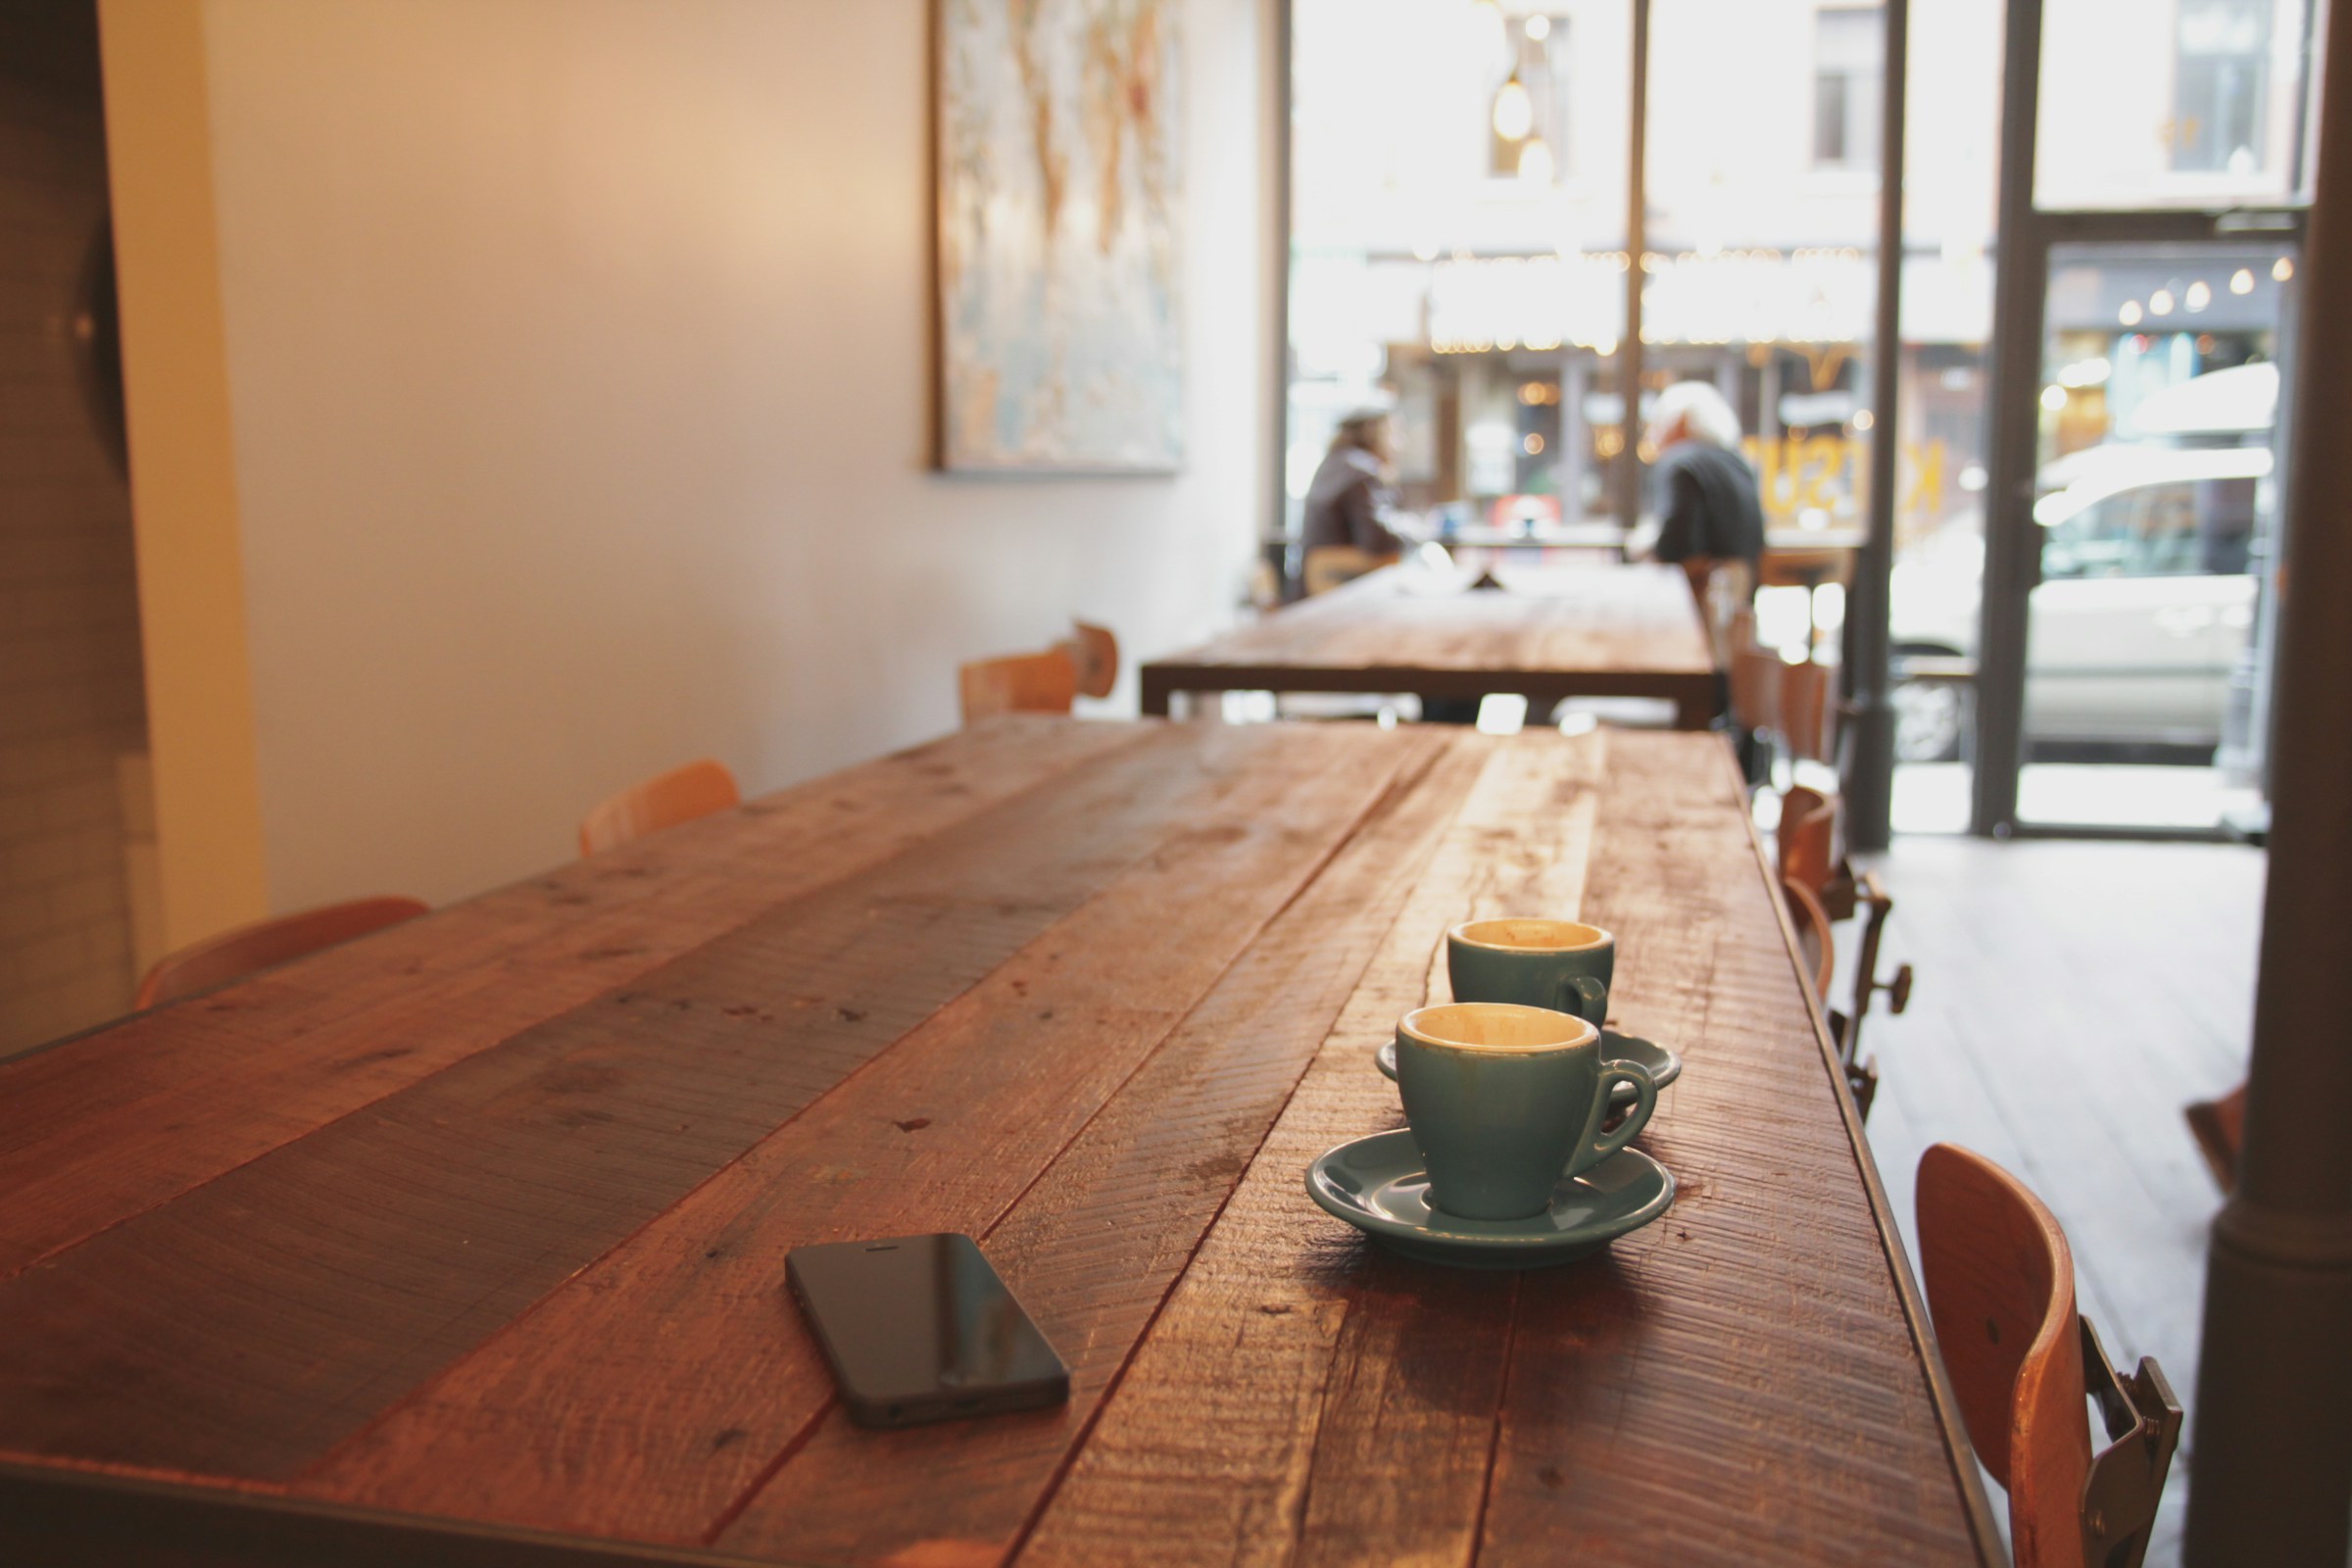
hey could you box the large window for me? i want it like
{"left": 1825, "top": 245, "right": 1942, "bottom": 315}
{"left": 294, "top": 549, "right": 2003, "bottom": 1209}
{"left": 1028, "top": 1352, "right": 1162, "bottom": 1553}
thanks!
{"left": 1489, "top": 14, "right": 1573, "bottom": 182}
{"left": 2037, "top": 0, "right": 2317, "bottom": 209}
{"left": 2172, "top": 0, "right": 2272, "bottom": 172}
{"left": 1813, "top": 5, "right": 1884, "bottom": 170}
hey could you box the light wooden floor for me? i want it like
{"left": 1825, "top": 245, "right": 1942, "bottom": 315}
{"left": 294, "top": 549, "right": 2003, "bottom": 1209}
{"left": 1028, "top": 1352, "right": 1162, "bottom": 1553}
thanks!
{"left": 1854, "top": 834, "right": 2265, "bottom": 1568}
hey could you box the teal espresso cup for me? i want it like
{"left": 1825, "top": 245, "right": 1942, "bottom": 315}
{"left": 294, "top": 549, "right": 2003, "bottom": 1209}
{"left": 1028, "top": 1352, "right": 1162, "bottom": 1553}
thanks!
{"left": 1395, "top": 1003, "right": 1657, "bottom": 1222}
{"left": 1447, "top": 918, "right": 1615, "bottom": 1026}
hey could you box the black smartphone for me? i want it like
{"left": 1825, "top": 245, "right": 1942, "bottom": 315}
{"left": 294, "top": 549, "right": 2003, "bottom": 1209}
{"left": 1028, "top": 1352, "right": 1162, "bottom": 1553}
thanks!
{"left": 786, "top": 1233, "right": 1069, "bottom": 1428}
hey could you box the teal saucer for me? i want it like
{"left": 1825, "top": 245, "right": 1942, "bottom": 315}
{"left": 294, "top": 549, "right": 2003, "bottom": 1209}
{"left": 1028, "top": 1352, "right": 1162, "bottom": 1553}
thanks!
{"left": 1305, "top": 1130, "right": 1675, "bottom": 1269}
{"left": 1375, "top": 1029, "right": 1680, "bottom": 1103}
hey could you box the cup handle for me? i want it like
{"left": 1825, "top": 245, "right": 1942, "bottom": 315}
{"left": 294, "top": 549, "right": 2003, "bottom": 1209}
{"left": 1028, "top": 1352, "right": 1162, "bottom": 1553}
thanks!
{"left": 1582, "top": 1062, "right": 1657, "bottom": 1168}
{"left": 1552, "top": 972, "right": 1608, "bottom": 1025}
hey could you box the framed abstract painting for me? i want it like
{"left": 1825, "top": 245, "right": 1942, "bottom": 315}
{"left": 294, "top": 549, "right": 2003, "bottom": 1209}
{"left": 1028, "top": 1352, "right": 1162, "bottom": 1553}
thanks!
{"left": 934, "top": 0, "right": 1184, "bottom": 473}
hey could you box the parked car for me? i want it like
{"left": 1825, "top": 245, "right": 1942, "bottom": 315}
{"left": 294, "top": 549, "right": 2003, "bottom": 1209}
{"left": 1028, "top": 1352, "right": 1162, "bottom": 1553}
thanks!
{"left": 1890, "top": 448, "right": 2268, "bottom": 761}
{"left": 1889, "top": 367, "right": 2273, "bottom": 762}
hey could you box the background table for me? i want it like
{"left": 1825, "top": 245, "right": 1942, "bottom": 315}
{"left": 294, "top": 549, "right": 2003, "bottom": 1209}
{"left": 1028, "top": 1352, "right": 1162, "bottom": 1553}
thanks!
{"left": 1142, "top": 563, "right": 1721, "bottom": 727}
{"left": 0, "top": 718, "right": 1994, "bottom": 1566}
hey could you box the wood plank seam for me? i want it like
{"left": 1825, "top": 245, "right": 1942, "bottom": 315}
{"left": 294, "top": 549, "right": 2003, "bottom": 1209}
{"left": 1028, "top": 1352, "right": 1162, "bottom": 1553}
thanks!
{"left": 975, "top": 739, "right": 1471, "bottom": 1568}
{"left": 0, "top": 724, "right": 1255, "bottom": 1483}
{"left": 1010, "top": 734, "right": 1604, "bottom": 1565}
{"left": 1462, "top": 1277, "right": 1525, "bottom": 1568}
{"left": 0, "top": 719, "right": 1164, "bottom": 1287}
{"left": 289, "top": 725, "right": 1441, "bottom": 1540}
{"left": 696, "top": 736, "right": 1460, "bottom": 1553}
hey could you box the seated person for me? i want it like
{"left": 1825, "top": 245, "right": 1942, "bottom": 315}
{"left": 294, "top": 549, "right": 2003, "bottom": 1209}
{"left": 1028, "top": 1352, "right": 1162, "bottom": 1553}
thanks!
{"left": 1301, "top": 406, "right": 1408, "bottom": 589}
{"left": 1642, "top": 381, "right": 1765, "bottom": 612}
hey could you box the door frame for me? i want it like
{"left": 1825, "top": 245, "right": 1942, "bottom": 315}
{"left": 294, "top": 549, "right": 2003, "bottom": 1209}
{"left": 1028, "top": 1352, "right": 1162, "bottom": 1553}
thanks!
{"left": 1974, "top": 0, "right": 2312, "bottom": 839}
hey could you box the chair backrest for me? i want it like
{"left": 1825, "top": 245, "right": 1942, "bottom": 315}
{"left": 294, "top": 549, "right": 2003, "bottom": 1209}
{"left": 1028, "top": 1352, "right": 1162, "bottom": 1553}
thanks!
{"left": 958, "top": 647, "right": 1080, "bottom": 724}
{"left": 1779, "top": 784, "right": 1839, "bottom": 897}
{"left": 578, "top": 758, "right": 741, "bottom": 857}
{"left": 1780, "top": 874, "right": 1837, "bottom": 1001}
{"left": 1302, "top": 545, "right": 1385, "bottom": 596}
{"left": 1916, "top": 1144, "right": 2093, "bottom": 1568}
{"left": 1729, "top": 645, "right": 1783, "bottom": 734}
{"left": 136, "top": 896, "right": 431, "bottom": 1009}
{"left": 1780, "top": 659, "right": 1837, "bottom": 763}
{"left": 1055, "top": 621, "right": 1120, "bottom": 700}
{"left": 1757, "top": 545, "right": 1856, "bottom": 590}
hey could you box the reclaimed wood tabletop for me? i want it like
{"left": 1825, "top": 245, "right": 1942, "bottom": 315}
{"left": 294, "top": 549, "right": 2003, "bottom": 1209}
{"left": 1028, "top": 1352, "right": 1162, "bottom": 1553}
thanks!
{"left": 0, "top": 717, "right": 1994, "bottom": 1567}
{"left": 1139, "top": 562, "right": 1720, "bottom": 727}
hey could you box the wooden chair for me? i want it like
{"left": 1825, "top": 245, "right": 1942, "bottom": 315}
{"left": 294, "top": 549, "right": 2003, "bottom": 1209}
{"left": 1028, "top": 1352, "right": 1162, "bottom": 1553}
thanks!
{"left": 1778, "top": 783, "right": 1839, "bottom": 897}
{"left": 958, "top": 647, "right": 1080, "bottom": 723}
{"left": 1778, "top": 782, "right": 1911, "bottom": 1119}
{"left": 578, "top": 758, "right": 741, "bottom": 857}
{"left": 1729, "top": 645, "right": 1782, "bottom": 740}
{"left": 1781, "top": 874, "right": 1837, "bottom": 1003}
{"left": 1728, "top": 639, "right": 1784, "bottom": 790}
{"left": 1915, "top": 1145, "right": 2181, "bottom": 1568}
{"left": 136, "top": 896, "right": 430, "bottom": 1008}
{"left": 1758, "top": 544, "right": 1854, "bottom": 660}
{"left": 1779, "top": 658, "right": 1837, "bottom": 766}
{"left": 1302, "top": 545, "right": 1393, "bottom": 596}
{"left": 1054, "top": 621, "right": 1119, "bottom": 700}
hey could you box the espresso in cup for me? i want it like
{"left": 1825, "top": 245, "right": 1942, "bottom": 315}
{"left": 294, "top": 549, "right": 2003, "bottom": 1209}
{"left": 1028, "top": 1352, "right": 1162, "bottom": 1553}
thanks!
{"left": 1394, "top": 1002, "right": 1656, "bottom": 1222}
{"left": 1447, "top": 919, "right": 1615, "bottom": 1026}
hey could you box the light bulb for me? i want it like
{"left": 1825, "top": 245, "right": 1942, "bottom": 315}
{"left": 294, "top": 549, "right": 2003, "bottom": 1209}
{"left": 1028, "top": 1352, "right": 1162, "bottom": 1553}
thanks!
{"left": 2119, "top": 300, "right": 2143, "bottom": 326}
{"left": 2230, "top": 269, "right": 2255, "bottom": 295}
{"left": 1494, "top": 75, "right": 1534, "bottom": 141}
{"left": 1517, "top": 136, "right": 1554, "bottom": 185}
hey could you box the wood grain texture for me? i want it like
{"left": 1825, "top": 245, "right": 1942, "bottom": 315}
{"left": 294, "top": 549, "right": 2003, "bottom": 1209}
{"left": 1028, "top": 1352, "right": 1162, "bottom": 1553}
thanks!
{"left": 0, "top": 717, "right": 1145, "bottom": 1283}
{"left": 1475, "top": 732, "right": 1985, "bottom": 1568}
{"left": 1018, "top": 732, "right": 1608, "bottom": 1567}
{"left": 0, "top": 721, "right": 1215, "bottom": 1480}
{"left": 715, "top": 737, "right": 1492, "bottom": 1568}
{"left": 1916, "top": 1143, "right": 2089, "bottom": 1568}
{"left": 289, "top": 724, "right": 1431, "bottom": 1542}
{"left": 1139, "top": 564, "right": 1718, "bottom": 725}
{"left": 0, "top": 722, "right": 1990, "bottom": 1566}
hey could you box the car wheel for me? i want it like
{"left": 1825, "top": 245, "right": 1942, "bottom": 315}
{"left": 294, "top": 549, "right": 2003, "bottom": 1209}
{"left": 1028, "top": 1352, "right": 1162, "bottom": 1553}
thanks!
{"left": 1891, "top": 675, "right": 1964, "bottom": 763}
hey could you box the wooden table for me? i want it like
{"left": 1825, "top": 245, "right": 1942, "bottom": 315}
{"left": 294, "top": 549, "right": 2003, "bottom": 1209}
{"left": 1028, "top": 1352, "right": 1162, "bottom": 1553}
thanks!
{"left": 1141, "top": 563, "right": 1721, "bottom": 727}
{"left": 0, "top": 718, "right": 1995, "bottom": 1567}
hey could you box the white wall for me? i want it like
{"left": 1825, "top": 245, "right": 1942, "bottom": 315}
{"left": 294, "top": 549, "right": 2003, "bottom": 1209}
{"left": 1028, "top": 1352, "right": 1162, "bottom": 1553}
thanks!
{"left": 195, "top": 0, "right": 1269, "bottom": 910}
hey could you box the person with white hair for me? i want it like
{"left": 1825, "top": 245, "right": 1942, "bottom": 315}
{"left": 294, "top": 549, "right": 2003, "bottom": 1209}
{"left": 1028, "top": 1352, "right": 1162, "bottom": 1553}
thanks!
{"left": 1642, "top": 381, "right": 1765, "bottom": 608}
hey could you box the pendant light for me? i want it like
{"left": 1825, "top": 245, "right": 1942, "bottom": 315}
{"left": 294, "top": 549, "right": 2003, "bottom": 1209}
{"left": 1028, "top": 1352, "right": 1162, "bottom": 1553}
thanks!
{"left": 1493, "top": 70, "right": 1534, "bottom": 142}
{"left": 1517, "top": 135, "right": 1554, "bottom": 185}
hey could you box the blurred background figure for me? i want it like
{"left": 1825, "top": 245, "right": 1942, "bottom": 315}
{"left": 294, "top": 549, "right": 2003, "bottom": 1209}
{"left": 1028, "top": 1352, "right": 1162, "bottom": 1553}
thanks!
{"left": 1301, "top": 403, "right": 1410, "bottom": 594}
{"left": 1642, "top": 381, "right": 1765, "bottom": 618}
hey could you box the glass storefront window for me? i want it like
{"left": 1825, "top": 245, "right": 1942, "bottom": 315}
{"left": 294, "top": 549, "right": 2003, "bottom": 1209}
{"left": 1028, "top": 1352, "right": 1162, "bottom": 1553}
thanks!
{"left": 2034, "top": 0, "right": 2319, "bottom": 211}
{"left": 1815, "top": 5, "right": 1886, "bottom": 171}
{"left": 2008, "top": 242, "right": 2293, "bottom": 832}
{"left": 1286, "top": 0, "right": 1998, "bottom": 837}
{"left": 1289, "top": 0, "right": 1631, "bottom": 542}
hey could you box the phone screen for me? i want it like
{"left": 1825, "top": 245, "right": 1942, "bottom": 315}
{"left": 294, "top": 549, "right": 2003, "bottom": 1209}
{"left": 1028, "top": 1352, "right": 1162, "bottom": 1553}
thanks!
{"left": 786, "top": 1233, "right": 1068, "bottom": 1427}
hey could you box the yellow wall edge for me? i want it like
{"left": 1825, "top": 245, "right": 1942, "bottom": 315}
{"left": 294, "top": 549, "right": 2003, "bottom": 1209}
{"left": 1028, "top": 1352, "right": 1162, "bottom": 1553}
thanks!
{"left": 97, "top": 0, "right": 270, "bottom": 951}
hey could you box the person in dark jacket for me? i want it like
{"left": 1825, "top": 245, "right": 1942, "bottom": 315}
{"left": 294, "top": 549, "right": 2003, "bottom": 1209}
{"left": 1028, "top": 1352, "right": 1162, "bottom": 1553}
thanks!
{"left": 1300, "top": 407, "right": 1407, "bottom": 569}
{"left": 1643, "top": 381, "right": 1765, "bottom": 609}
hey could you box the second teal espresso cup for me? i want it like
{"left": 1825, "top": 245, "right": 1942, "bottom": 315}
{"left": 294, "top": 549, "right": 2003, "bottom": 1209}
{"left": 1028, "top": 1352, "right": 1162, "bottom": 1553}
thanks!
{"left": 1447, "top": 918, "right": 1615, "bottom": 1026}
{"left": 1395, "top": 1003, "right": 1657, "bottom": 1222}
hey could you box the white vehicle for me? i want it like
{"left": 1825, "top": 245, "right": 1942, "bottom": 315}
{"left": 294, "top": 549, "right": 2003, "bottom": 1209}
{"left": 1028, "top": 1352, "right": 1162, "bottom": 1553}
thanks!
{"left": 1889, "top": 367, "right": 2272, "bottom": 762}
